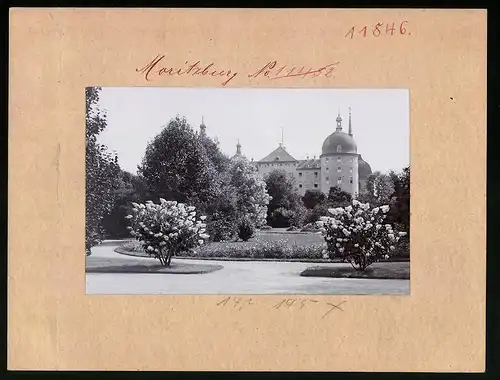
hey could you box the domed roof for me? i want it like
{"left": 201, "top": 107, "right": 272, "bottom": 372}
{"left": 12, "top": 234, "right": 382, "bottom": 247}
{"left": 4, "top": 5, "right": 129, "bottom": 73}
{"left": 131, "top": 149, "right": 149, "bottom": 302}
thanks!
{"left": 321, "top": 131, "right": 357, "bottom": 155}
{"left": 358, "top": 155, "right": 372, "bottom": 180}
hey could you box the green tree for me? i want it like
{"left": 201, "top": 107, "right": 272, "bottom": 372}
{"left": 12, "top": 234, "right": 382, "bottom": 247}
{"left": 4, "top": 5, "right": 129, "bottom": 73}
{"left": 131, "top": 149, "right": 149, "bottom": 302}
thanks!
{"left": 102, "top": 170, "right": 146, "bottom": 239}
{"left": 198, "top": 134, "right": 231, "bottom": 174}
{"left": 138, "top": 116, "right": 220, "bottom": 209}
{"left": 227, "top": 157, "right": 270, "bottom": 228}
{"left": 265, "top": 169, "right": 306, "bottom": 227}
{"left": 328, "top": 186, "right": 352, "bottom": 206}
{"left": 85, "top": 87, "right": 120, "bottom": 255}
{"left": 387, "top": 166, "right": 410, "bottom": 235}
{"left": 365, "top": 171, "right": 395, "bottom": 206}
{"left": 302, "top": 190, "right": 326, "bottom": 209}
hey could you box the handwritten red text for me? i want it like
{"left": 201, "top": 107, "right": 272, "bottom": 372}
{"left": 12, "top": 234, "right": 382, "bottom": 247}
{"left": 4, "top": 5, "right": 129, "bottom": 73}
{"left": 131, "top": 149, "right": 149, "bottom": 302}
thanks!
{"left": 136, "top": 54, "right": 239, "bottom": 86}
{"left": 345, "top": 21, "right": 409, "bottom": 39}
{"left": 248, "top": 61, "right": 340, "bottom": 81}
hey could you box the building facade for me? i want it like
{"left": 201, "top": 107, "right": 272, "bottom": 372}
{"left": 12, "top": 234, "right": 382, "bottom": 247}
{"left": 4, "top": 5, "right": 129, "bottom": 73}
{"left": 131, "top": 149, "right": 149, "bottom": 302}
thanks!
{"left": 201, "top": 109, "right": 373, "bottom": 197}
{"left": 254, "top": 109, "right": 373, "bottom": 197}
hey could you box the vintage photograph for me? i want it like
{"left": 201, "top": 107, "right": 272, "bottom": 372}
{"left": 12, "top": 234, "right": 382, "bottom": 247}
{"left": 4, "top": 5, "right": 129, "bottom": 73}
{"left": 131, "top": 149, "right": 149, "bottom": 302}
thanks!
{"left": 85, "top": 87, "right": 410, "bottom": 295}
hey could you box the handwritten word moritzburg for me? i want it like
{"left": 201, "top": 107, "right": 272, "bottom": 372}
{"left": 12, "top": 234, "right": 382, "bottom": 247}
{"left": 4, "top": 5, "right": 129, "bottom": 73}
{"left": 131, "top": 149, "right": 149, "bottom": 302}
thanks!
{"left": 136, "top": 55, "right": 340, "bottom": 85}
{"left": 136, "top": 54, "right": 239, "bottom": 86}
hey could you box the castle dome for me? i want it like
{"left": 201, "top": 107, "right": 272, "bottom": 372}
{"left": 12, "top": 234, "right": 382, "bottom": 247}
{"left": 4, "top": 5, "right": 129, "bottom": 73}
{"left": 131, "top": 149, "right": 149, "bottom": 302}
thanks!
{"left": 358, "top": 155, "right": 372, "bottom": 180}
{"left": 321, "top": 131, "right": 357, "bottom": 155}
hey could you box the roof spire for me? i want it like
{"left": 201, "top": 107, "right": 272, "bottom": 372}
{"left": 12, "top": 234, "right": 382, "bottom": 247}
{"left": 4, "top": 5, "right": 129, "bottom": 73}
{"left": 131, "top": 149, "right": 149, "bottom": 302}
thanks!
{"left": 236, "top": 139, "right": 242, "bottom": 155}
{"left": 336, "top": 109, "right": 343, "bottom": 132}
{"left": 348, "top": 106, "right": 353, "bottom": 136}
{"left": 200, "top": 116, "right": 206, "bottom": 136}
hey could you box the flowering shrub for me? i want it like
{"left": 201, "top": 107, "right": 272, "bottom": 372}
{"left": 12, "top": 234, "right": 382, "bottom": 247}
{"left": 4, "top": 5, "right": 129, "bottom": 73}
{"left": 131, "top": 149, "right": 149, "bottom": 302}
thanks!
{"left": 237, "top": 216, "right": 255, "bottom": 241}
{"left": 126, "top": 199, "right": 209, "bottom": 266}
{"left": 317, "top": 200, "right": 407, "bottom": 271}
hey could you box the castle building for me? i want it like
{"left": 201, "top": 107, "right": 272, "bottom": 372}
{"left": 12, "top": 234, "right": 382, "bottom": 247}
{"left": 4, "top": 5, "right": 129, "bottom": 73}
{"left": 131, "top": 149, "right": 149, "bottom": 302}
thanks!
{"left": 253, "top": 108, "right": 372, "bottom": 197}
{"left": 200, "top": 108, "right": 373, "bottom": 197}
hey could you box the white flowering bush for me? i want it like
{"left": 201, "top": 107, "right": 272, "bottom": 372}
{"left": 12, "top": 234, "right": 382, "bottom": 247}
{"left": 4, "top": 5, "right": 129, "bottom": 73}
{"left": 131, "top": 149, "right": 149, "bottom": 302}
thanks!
{"left": 126, "top": 199, "right": 209, "bottom": 266}
{"left": 316, "top": 200, "right": 407, "bottom": 271}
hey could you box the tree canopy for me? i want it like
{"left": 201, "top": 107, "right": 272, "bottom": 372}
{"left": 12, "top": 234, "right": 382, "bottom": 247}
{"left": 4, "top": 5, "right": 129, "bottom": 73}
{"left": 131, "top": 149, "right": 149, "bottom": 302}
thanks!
{"left": 85, "top": 87, "right": 121, "bottom": 254}
{"left": 265, "top": 169, "right": 305, "bottom": 227}
{"left": 138, "top": 116, "right": 221, "bottom": 209}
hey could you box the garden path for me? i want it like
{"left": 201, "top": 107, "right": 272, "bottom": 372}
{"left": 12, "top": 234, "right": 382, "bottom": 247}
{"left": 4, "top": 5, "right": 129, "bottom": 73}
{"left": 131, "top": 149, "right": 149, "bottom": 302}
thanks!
{"left": 86, "top": 242, "right": 410, "bottom": 295}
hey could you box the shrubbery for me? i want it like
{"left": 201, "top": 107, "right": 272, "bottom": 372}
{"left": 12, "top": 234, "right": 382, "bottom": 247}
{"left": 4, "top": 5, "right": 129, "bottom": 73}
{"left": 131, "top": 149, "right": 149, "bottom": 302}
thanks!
{"left": 237, "top": 216, "right": 256, "bottom": 241}
{"left": 127, "top": 199, "right": 210, "bottom": 266}
{"left": 120, "top": 235, "right": 325, "bottom": 260}
{"left": 265, "top": 170, "right": 305, "bottom": 228}
{"left": 183, "top": 239, "right": 324, "bottom": 260}
{"left": 317, "top": 200, "right": 407, "bottom": 271}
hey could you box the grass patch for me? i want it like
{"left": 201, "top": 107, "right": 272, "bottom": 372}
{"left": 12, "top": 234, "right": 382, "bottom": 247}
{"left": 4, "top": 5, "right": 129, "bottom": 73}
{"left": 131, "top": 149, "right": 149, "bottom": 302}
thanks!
{"left": 86, "top": 255, "right": 223, "bottom": 274}
{"left": 301, "top": 262, "right": 410, "bottom": 280}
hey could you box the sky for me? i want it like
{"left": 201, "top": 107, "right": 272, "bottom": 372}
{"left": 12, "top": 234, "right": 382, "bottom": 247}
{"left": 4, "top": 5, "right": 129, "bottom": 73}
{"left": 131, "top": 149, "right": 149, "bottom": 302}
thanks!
{"left": 96, "top": 87, "right": 409, "bottom": 175}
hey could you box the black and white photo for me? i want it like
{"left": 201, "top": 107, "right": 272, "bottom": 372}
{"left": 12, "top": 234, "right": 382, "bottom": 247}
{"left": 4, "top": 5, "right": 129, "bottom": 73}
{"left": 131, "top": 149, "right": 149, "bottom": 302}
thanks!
{"left": 85, "top": 87, "right": 410, "bottom": 295}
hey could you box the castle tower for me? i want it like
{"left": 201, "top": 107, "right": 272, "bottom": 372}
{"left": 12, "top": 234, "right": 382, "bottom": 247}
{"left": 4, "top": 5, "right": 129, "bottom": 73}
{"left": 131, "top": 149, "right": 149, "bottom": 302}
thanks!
{"left": 320, "top": 109, "right": 359, "bottom": 196}
{"left": 236, "top": 140, "right": 242, "bottom": 155}
{"left": 199, "top": 116, "right": 206, "bottom": 136}
{"left": 348, "top": 106, "right": 353, "bottom": 136}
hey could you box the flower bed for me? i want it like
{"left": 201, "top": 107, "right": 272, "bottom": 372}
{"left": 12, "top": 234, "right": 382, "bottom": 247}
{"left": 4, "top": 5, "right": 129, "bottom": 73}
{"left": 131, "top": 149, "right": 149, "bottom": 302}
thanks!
{"left": 120, "top": 236, "right": 325, "bottom": 260}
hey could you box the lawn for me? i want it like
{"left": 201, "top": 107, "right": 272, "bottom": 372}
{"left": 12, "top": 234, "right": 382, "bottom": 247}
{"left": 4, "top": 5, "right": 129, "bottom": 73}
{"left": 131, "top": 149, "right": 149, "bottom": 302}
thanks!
{"left": 301, "top": 262, "right": 410, "bottom": 280}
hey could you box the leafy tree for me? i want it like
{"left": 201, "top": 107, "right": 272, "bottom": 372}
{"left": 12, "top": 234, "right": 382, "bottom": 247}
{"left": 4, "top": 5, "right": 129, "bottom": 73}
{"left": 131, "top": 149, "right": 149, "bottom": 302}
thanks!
{"left": 138, "top": 116, "right": 220, "bottom": 209}
{"left": 198, "top": 134, "right": 231, "bottom": 174}
{"left": 328, "top": 186, "right": 352, "bottom": 206}
{"left": 85, "top": 87, "right": 120, "bottom": 255}
{"left": 304, "top": 200, "right": 331, "bottom": 224}
{"left": 203, "top": 157, "right": 270, "bottom": 241}
{"left": 102, "top": 170, "right": 146, "bottom": 239}
{"left": 265, "top": 169, "right": 306, "bottom": 227}
{"left": 302, "top": 190, "right": 326, "bottom": 209}
{"left": 204, "top": 188, "right": 239, "bottom": 242}
{"left": 227, "top": 157, "right": 270, "bottom": 228}
{"left": 365, "top": 171, "right": 395, "bottom": 206}
{"left": 237, "top": 215, "right": 256, "bottom": 241}
{"left": 387, "top": 166, "right": 410, "bottom": 236}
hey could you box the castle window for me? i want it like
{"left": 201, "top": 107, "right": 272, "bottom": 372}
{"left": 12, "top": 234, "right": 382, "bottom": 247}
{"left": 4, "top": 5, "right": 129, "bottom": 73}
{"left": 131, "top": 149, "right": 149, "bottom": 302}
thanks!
{"left": 337, "top": 177, "right": 342, "bottom": 185}
{"left": 337, "top": 156, "right": 342, "bottom": 162}
{"left": 326, "top": 176, "right": 329, "bottom": 182}
{"left": 298, "top": 172, "right": 303, "bottom": 176}
{"left": 314, "top": 184, "right": 319, "bottom": 188}
{"left": 325, "top": 158, "right": 329, "bottom": 162}
{"left": 314, "top": 172, "right": 318, "bottom": 176}
{"left": 336, "top": 145, "right": 342, "bottom": 153}
{"left": 275, "top": 156, "right": 280, "bottom": 161}
{"left": 337, "top": 167, "right": 341, "bottom": 172}
{"left": 326, "top": 167, "right": 329, "bottom": 172}
{"left": 299, "top": 184, "right": 303, "bottom": 188}
{"left": 350, "top": 177, "right": 353, "bottom": 184}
